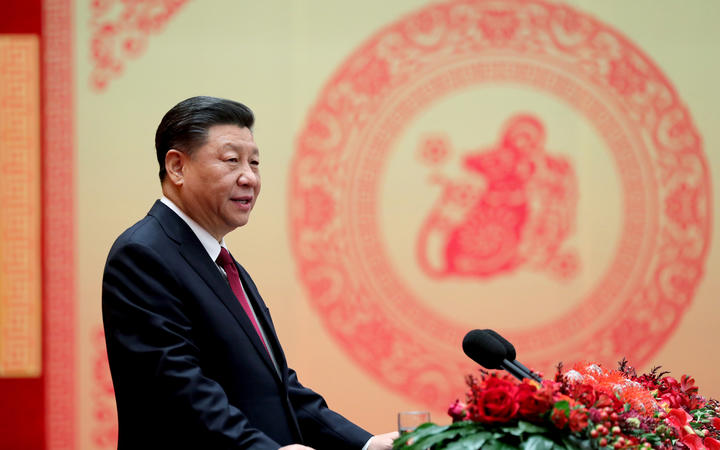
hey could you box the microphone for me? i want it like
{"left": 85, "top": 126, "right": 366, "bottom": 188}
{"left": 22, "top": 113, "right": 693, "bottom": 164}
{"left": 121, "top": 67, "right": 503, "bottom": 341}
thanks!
{"left": 462, "top": 329, "right": 541, "bottom": 382}
{"left": 461, "top": 329, "right": 506, "bottom": 369}
{"left": 483, "top": 329, "right": 542, "bottom": 382}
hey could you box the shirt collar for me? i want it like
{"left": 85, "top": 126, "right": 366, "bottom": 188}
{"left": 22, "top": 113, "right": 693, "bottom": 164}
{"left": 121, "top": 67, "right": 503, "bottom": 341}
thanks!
{"left": 160, "top": 196, "right": 226, "bottom": 262}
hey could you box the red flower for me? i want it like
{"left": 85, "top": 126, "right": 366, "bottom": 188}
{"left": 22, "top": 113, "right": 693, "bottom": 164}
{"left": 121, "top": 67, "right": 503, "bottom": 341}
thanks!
{"left": 471, "top": 376, "right": 519, "bottom": 423}
{"left": 705, "top": 437, "right": 720, "bottom": 450}
{"left": 711, "top": 417, "right": 720, "bottom": 429}
{"left": 572, "top": 383, "right": 597, "bottom": 407}
{"left": 516, "top": 382, "right": 553, "bottom": 419}
{"left": 679, "top": 434, "right": 720, "bottom": 450}
{"left": 550, "top": 407, "right": 569, "bottom": 429}
{"left": 665, "top": 408, "right": 694, "bottom": 437}
{"left": 682, "top": 434, "right": 704, "bottom": 450}
{"left": 456, "top": 363, "right": 718, "bottom": 450}
{"left": 659, "top": 376, "right": 702, "bottom": 409}
{"left": 681, "top": 375, "right": 700, "bottom": 395}
{"left": 447, "top": 399, "right": 468, "bottom": 422}
{"left": 568, "top": 409, "right": 589, "bottom": 432}
{"left": 594, "top": 390, "right": 623, "bottom": 410}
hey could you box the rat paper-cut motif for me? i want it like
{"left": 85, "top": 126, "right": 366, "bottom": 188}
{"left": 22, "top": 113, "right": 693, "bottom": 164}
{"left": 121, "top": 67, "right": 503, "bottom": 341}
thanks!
{"left": 416, "top": 114, "right": 579, "bottom": 280}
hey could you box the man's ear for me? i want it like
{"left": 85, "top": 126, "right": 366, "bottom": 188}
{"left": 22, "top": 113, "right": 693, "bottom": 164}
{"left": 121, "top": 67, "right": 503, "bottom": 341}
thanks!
{"left": 165, "top": 149, "right": 186, "bottom": 186}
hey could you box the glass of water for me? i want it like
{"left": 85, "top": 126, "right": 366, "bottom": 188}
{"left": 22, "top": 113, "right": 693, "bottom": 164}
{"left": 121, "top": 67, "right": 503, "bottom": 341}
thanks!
{"left": 398, "top": 411, "right": 431, "bottom": 435}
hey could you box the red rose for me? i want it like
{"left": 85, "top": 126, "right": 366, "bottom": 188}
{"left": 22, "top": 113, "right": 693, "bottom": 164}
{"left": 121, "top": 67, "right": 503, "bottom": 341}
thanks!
{"left": 516, "top": 383, "right": 552, "bottom": 419}
{"left": 472, "top": 377, "right": 519, "bottom": 423}
{"left": 569, "top": 409, "right": 589, "bottom": 432}
{"left": 550, "top": 407, "right": 569, "bottom": 429}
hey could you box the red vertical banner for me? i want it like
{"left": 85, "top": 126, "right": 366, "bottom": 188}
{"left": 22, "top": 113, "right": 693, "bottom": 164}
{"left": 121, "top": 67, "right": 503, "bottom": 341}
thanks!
{"left": 43, "top": 0, "right": 76, "bottom": 448}
{"left": 0, "top": 2, "right": 46, "bottom": 449}
{"left": 0, "top": 34, "right": 41, "bottom": 377}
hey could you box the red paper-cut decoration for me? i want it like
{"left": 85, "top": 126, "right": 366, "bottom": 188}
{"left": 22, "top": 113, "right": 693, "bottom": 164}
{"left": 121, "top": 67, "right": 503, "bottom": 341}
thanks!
{"left": 417, "top": 115, "right": 579, "bottom": 280}
{"left": 89, "top": 0, "right": 190, "bottom": 91}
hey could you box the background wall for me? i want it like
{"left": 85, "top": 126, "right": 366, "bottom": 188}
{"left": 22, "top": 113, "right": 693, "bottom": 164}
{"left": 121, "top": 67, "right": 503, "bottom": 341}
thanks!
{"left": 1, "top": 1, "right": 719, "bottom": 449}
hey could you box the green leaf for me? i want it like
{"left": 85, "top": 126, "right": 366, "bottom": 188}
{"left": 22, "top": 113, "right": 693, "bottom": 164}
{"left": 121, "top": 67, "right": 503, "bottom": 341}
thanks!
{"left": 553, "top": 401, "right": 570, "bottom": 414}
{"left": 517, "top": 421, "right": 550, "bottom": 434}
{"left": 392, "top": 423, "right": 448, "bottom": 449}
{"left": 560, "top": 435, "right": 592, "bottom": 450}
{"left": 496, "top": 420, "right": 548, "bottom": 437}
{"left": 413, "top": 424, "right": 480, "bottom": 449}
{"left": 393, "top": 422, "right": 485, "bottom": 450}
{"left": 522, "top": 435, "right": 555, "bottom": 450}
{"left": 444, "top": 432, "right": 494, "bottom": 450}
{"left": 481, "top": 439, "right": 520, "bottom": 450}
{"left": 499, "top": 424, "right": 525, "bottom": 437}
{"left": 418, "top": 430, "right": 464, "bottom": 448}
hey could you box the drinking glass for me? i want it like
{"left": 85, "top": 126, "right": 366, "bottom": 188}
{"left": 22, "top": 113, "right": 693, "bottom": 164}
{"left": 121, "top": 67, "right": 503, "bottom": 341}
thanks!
{"left": 397, "top": 411, "right": 431, "bottom": 435}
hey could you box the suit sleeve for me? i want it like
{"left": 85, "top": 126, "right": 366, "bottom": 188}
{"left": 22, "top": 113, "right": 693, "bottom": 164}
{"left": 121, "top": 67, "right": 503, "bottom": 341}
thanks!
{"left": 102, "top": 241, "right": 281, "bottom": 449}
{"left": 285, "top": 365, "right": 372, "bottom": 449}
{"left": 236, "top": 267, "right": 373, "bottom": 450}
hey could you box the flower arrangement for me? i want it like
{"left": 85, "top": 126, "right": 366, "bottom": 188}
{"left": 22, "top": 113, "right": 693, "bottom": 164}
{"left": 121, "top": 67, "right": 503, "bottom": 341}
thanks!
{"left": 393, "top": 359, "right": 720, "bottom": 449}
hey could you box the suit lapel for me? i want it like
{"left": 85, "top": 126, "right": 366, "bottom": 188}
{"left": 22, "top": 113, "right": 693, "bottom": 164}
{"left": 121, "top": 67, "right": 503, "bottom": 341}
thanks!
{"left": 236, "top": 264, "right": 289, "bottom": 376}
{"left": 149, "top": 201, "right": 281, "bottom": 379}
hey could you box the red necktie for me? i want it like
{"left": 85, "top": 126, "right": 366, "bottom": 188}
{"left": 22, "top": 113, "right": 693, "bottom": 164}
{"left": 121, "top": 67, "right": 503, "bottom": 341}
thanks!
{"left": 216, "top": 248, "right": 269, "bottom": 354}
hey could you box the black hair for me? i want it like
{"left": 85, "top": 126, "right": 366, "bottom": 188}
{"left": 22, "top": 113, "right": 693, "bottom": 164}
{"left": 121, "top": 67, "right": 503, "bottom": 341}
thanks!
{"left": 155, "top": 96, "right": 255, "bottom": 181}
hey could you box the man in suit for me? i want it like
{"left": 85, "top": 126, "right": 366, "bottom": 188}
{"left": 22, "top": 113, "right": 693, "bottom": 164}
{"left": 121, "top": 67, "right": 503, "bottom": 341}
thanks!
{"left": 102, "top": 96, "right": 398, "bottom": 449}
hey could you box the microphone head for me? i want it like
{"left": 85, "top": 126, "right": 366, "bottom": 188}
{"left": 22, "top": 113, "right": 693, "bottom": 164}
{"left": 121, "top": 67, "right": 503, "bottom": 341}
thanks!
{"left": 462, "top": 329, "right": 507, "bottom": 369}
{"left": 483, "top": 329, "right": 516, "bottom": 361}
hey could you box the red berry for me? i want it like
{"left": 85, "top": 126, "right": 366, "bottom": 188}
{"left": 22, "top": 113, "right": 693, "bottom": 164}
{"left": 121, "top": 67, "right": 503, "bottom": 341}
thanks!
{"left": 591, "top": 429, "right": 599, "bottom": 438}
{"left": 600, "top": 438, "right": 608, "bottom": 447}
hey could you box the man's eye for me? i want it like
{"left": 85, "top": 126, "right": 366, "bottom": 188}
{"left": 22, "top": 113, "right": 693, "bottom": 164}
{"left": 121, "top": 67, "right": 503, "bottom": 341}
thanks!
{"left": 226, "top": 158, "right": 238, "bottom": 163}
{"left": 251, "top": 160, "right": 260, "bottom": 166}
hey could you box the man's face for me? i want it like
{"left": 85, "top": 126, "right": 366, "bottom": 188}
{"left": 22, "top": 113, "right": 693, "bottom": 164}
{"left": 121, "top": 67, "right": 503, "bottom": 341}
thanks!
{"left": 178, "top": 124, "right": 260, "bottom": 240}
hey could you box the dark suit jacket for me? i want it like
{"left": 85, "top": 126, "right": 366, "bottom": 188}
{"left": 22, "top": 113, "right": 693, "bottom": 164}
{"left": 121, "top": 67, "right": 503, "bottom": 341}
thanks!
{"left": 102, "top": 200, "right": 371, "bottom": 449}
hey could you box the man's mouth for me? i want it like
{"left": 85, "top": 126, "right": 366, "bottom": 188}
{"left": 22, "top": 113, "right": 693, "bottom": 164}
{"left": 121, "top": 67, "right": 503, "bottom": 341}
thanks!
{"left": 232, "top": 196, "right": 253, "bottom": 205}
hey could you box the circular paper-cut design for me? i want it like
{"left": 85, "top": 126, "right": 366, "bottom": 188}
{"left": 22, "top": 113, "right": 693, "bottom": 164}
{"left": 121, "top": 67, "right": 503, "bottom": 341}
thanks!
{"left": 289, "top": 0, "right": 710, "bottom": 409}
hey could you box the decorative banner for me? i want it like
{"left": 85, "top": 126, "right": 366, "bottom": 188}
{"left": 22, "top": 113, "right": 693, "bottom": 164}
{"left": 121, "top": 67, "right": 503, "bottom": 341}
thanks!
{"left": 0, "top": 34, "right": 41, "bottom": 377}
{"left": 44, "top": 0, "right": 76, "bottom": 446}
{"left": 290, "top": 0, "right": 710, "bottom": 410}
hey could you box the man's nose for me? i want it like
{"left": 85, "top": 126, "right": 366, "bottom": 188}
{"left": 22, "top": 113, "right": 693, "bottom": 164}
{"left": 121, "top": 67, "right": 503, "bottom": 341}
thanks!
{"left": 237, "top": 167, "right": 258, "bottom": 186}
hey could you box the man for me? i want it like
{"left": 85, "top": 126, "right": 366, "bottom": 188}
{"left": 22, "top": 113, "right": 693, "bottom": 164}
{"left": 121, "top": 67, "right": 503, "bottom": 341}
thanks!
{"left": 102, "top": 96, "right": 397, "bottom": 449}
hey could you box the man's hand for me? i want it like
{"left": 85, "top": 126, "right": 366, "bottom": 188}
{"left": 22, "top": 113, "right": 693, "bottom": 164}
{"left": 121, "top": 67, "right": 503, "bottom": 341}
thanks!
{"left": 279, "top": 445, "right": 315, "bottom": 449}
{"left": 367, "top": 431, "right": 400, "bottom": 450}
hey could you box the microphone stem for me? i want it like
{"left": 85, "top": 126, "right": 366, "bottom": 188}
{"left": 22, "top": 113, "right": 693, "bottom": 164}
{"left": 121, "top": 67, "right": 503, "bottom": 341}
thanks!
{"left": 501, "top": 360, "right": 541, "bottom": 382}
